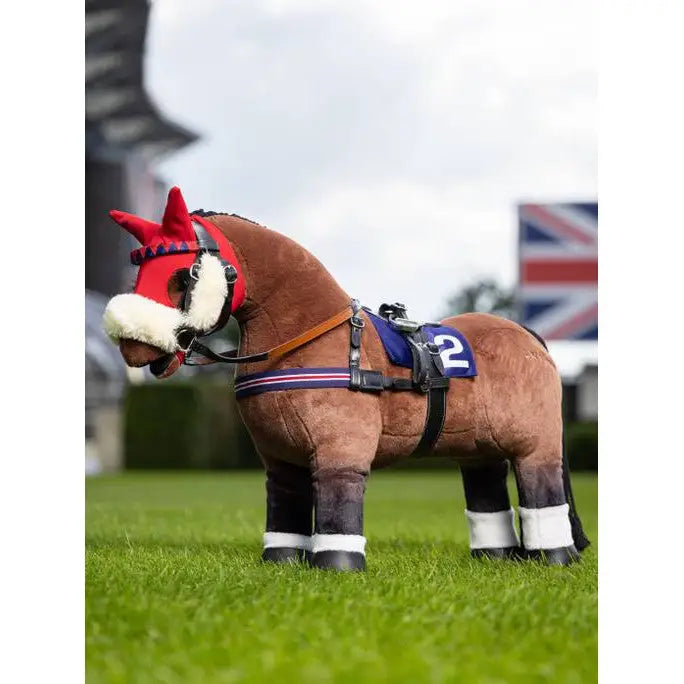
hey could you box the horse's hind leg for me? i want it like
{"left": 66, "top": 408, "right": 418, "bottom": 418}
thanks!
{"left": 512, "top": 449, "right": 580, "bottom": 565}
{"left": 262, "top": 459, "right": 313, "bottom": 564}
{"left": 461, "top": 460, "right": 520, "bottom": 559}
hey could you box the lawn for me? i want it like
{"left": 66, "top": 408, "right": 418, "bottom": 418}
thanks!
{"left": 86, "top": 470, "right": 597, "bottom": 684}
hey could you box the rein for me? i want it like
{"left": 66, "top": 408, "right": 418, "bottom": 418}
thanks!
{"left": 183, "top": 305, "right": 354, "bottom": 366}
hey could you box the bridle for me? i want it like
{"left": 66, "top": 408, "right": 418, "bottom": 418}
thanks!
{"left": 169, "top": 220, "right": 354, "bottom": 369}
{"left": 173, "top": 220, "right": 239, "bottom": 360}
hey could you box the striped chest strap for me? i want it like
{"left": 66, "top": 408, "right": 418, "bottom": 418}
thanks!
{"left": 234, "top": 368, "right": 351, "bottom": 398}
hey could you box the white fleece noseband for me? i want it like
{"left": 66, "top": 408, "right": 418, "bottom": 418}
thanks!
{"left": 184, "top": 252, "right": 229, "bottom": 330}
{"left": 103, "top": 293, "right": 183, "bottom": 352}
{"left": 102, "top": 253, "right": 229, "bottom": 352}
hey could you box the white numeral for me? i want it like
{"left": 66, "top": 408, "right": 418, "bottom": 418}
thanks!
{"left": 433, "top": 334, "right": 469, "bottom": 369}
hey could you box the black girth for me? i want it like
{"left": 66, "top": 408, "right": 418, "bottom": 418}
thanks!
{"left": 347, "top": 300, "right": 450, "bottom": 453}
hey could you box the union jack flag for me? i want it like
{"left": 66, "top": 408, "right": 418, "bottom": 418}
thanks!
{"left": 517, "top": 202, "right": 598, "bottom": 340}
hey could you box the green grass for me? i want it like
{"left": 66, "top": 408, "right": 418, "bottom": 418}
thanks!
{"left": 86, "top": 471, "right": 597, "bottom": 684}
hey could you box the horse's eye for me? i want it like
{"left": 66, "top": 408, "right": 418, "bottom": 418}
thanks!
{"left": 167, "top": 269, "right": 191, "bottom": 308}
{"left": 181, "top": 270, "right": 192, "bottom": 288}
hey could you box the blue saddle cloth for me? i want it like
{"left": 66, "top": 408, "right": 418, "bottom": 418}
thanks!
{"left": 365, "top": 310, "right": 477, "bottom": 378}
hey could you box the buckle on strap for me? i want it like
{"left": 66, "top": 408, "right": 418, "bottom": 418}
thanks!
{"left": 350, "top": 298, "right": 364, "bottom": 329}
{"left": 176, "top": 327, "right": 197, "bottom": 353}
{"left": 188, "top": 262, "right": 201, "bottom": 281}
{"left": 224, "top": 263, "right": 238, "bottom": 284}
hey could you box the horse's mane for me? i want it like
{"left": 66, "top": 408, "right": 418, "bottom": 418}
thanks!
{"left": 191, "top": 209, "right": 260, "bottom": 226}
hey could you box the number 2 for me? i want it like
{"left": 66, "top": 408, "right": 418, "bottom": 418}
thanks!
{"left": 433, "top": 334, "right": 469, "bottom": 369}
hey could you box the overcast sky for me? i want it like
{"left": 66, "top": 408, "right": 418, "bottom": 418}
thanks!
{"left": 145, "top": 0, "right": 596, "bottom": 370}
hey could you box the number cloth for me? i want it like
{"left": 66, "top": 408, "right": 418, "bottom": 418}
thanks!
{"left": 364, "top": 310, "right": 477, "bottom": 378}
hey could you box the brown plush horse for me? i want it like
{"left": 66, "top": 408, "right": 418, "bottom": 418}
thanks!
{"left": 103, "top": 187, "right": 589, "bottom": 572}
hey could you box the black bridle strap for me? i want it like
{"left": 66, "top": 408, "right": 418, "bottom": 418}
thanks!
{"left": 177, "top": 221, "right": 239, "bottom": 355}
{"left": 192, "top": 221, "right": 221, "bottom": 252}
{"left": 185, "top": 342, "right": 269, "bottom": 365}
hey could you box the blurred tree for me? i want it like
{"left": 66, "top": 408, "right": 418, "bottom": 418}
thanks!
{"left": 443, "top": 279, "right": 516, "bottom": 319}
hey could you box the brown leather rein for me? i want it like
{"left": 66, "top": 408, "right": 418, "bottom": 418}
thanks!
{"left": 184, "top": 305, "right": 354, "bottom": 367}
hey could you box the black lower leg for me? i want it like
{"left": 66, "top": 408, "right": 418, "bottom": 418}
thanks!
{"left": 311, "top": 467, "right": 367, "bottom": 571}
{"left": 461, "top": 460, "right": 521, "bottom": 559}
{"left": 513, "top": 458, "right": 579, "bottom": 566}
{"left": 462, "top": 460, "right": 512, "bottom": 512}
{"left": 262, "top": 460, "right": 313, "bottom": 564}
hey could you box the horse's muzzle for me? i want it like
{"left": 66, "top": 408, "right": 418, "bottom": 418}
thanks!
{"left": 118, "top": 340, "right": 183, "bottom": 379}
{"left": 119, "top": 339, "right": 167, "bottom": 368}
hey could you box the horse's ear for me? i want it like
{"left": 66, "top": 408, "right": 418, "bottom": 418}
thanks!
{"left": 161, "top": 186, "right": 195, "bottom": 242}
{"left": 109, "top": 210, "right": 160, "bottom": 246}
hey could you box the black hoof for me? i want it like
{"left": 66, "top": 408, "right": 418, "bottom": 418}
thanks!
{"left": 311, "top": 550, "right": 366, "bottom": 572}
{"left": 525, "top": 545, "right": 580, "bottom": 566}
{"left": 261, "top": 547, "right": 309, "bottom": 564}
{"left": 471, "top": 547, "right": 524, "bottom": 560}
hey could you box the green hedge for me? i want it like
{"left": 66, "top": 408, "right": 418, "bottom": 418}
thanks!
{"left": 124, "top": 381, "right": 259, "bottom": 469}
{"left": 564, "top": 421, "right": 598, "bottom": 471}
{"left": 124, "top": 381, "right": 597, "bottom": 471}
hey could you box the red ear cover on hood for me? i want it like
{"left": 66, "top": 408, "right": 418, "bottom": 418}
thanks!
{"left": 110, "top": 186, "right": 194, "bottom": 245}
{"left": 109, "top": 210, "right": 160, "bottom": 245}
{"left": 161, "top": 186, "right": 196, "bottom": 243}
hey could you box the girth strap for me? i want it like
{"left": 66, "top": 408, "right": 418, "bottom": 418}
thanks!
{"left": 347, "top": 302, "right": 450, "bottom": 453}
{"left": 415, "top": 386, "right": 448, "bottom": 452}
{"left": 405, "top": 329, "right": 449, "bottom": 451}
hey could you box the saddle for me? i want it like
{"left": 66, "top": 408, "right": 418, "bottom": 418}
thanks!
{"left": 347, "top": 300, "right": 452, "bottom": 452}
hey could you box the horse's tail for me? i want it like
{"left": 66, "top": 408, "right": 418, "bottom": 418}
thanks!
{"left": 522, "top": 324, "right": 590, "bottom": 551}
{"left": 562, "top": 430, "right": 590, "bottom": 551}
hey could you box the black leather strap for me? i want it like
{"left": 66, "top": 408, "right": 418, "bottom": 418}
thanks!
{"left": 192, "top": 221, "right": 221, "bottom": 252}
{"left": 406, "top": 329, "right": 449, "bottom": 453}
{"left": 415, "top": 385, "right": 447, "bottom": 452}
{"left": 185, "top": 341, "right": 268, "bottom": 365}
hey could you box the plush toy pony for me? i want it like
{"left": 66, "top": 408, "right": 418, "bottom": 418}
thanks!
{"left": 104, "top": 187, "right": 589, "bottom": 572}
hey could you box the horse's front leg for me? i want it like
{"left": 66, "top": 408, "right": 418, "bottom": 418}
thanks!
{"left": 262, "top": 459, "right": 313, "bottom": 563}
{"left": 311, "top": 466, "right": 368, "bottom": 571}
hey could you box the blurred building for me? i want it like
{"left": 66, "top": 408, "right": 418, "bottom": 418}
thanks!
{"left": 86, "top": 290, "right": 128, "bottom": 474}
{"left": 86, "top": 0, "right": 198, "bottom": 296}
{"left": 559, "top": 363, "right": 598, "bottom": 423}
{"left": 576, "top": 364, "right": 598, "bottom": 421}
{"left": 86, "top": 0, "right": 199, "bottom": 472}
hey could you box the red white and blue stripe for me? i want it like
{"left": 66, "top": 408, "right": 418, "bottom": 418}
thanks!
{"left": 234, "top": 368, "right": 352, "bottom": 399}
{"left": 517, "top": 202, "right": 598, "bottom": 340}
